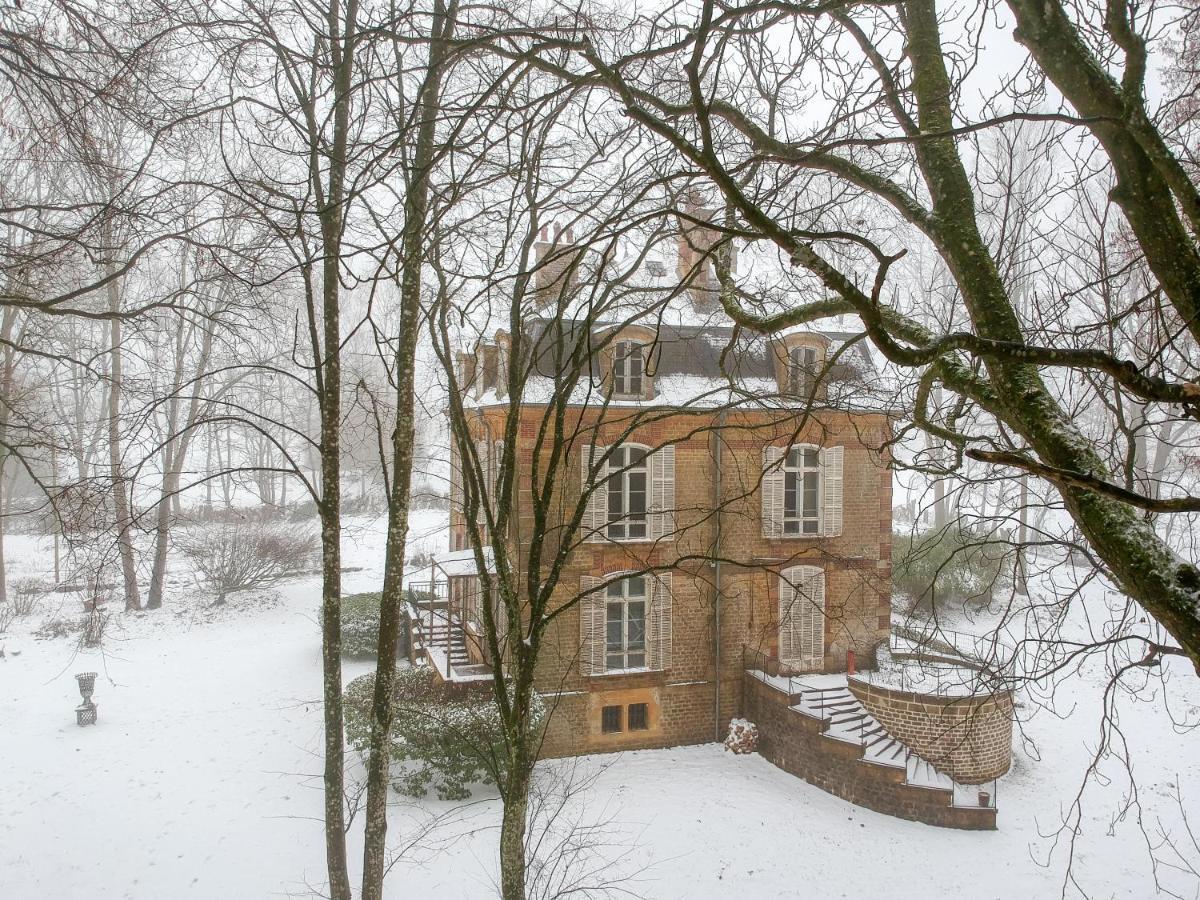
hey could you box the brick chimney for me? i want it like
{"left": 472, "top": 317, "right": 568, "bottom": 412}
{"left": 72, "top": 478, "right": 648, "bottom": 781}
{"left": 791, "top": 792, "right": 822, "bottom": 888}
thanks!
{"left": 676, "top": 193, "right": 735, "bottom": 312}
{"left": 533, "top": 223, "right": 584, "bottom": 306}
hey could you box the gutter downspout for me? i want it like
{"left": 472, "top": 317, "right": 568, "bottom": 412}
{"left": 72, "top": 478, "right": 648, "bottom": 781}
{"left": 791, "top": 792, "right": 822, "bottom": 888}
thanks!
{"left": 713, "top": 411, "right": 727, "bottom": 742}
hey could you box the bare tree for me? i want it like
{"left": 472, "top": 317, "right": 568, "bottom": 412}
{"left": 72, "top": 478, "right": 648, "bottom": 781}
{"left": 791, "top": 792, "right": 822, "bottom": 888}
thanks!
{"left": 505, "top": 0, "right": 1200, "bottom": 673}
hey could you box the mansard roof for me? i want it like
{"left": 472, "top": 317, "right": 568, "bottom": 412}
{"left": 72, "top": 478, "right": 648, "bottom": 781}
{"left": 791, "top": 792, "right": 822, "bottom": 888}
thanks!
{"left": 460, "top": 313, "right": 893, "bottom": 414}
{"left": 523, "top": 315, "right": 876, "bottom": 384}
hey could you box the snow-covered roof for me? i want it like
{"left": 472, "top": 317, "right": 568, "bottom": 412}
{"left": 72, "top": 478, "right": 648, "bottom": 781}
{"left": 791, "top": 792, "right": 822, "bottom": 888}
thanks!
{"left": 456, "top": 212, "right": 897, "bottom": 413}
{"left": 465, "top": 316, "right": 894, "bottom": 413}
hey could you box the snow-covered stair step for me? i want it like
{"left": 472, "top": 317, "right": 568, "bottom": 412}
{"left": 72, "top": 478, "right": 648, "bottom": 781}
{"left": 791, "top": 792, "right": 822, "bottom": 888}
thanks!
{"left": 791, "top": 687, "right": 856, "bottom": 718}
{"left": 825, "top": 711, "right": 878, "bottom": 744}
{"left": 829, "top": 710, "right": 870, "bottom": 726}
{"left": 808, "top": 698, "right": 859, "bottom": 712}
{"left": 863, "top": 737, "right": 908, "bottom": 768}
{"left": 906, "top": 756, "right": 954, "bottom": 791}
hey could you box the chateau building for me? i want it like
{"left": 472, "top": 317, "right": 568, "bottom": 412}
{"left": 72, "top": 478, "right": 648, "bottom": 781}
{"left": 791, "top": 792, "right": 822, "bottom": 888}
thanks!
{"left": 424, "top": 211, "right": 896, "bottom": 758}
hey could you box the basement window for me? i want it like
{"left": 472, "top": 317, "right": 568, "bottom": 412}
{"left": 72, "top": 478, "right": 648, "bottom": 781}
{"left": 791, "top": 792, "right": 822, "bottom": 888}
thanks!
{"left": 601, "top": 705, "right": 622, "bottom": 734}
{"left": 628, "top": 703, "right": 649, "bottom": 731}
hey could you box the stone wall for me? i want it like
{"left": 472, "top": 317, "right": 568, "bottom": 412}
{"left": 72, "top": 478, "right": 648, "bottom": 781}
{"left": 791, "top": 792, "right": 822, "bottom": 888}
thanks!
{"left": 847, "top": 678, "right": 1013, "bottom": 785}
{"left": 743, "top": 674, "right": 996, "bottom": 830}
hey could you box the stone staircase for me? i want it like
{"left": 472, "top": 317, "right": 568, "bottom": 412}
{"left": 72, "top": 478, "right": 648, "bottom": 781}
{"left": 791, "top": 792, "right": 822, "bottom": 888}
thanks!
{"left": 743, "top": 672, "right": 994, "bottom": 829}
{"left": 789, "top": 682, "right": 954, "bottom": 791}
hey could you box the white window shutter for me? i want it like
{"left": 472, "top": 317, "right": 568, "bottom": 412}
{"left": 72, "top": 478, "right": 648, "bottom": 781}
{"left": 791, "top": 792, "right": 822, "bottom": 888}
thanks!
{"left": 493, "top": 439, "right": 505, "bottom": 496}
{"left": 489, "top": 439, "right": 506, "bottom": 535}
{"left": 650, "top": 444, "right": 675, "bottom": 540}
{"left": 649, "top": 572, "right": 672, "bottom": 670}
{"left": 762, "top": 445, "right": 785, "bottom": 538}
{"left": 821, "top": 446, "right": 844, "bottom": 537}
{"left": 475, "top": 439, "right": 490, "bottom": 524}
{"left": 807, "top": 570, "right": 826, "bottom": 668}
{"left": 778, "top": 570, "right": 796, "bottom": 665}
{"left": 579, "top": 575, "right": 605, "bottom": 675}
{"left": 449, "top": 441, "right": 462, "bottom": 518}
{"left": 779, "top": 566, "right": 825, "bottom": 670}
{"left": 580, "top": 444, "right": 608, "bottom": 542}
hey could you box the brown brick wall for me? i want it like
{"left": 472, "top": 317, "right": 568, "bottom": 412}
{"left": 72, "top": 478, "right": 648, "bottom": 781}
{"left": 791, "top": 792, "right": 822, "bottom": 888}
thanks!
{"left": 848, "top": 679, "right": 1013, "bottom": 785}
{"left": 743, "top": 674, "right": 996, "bottom": 830}
{"left": 453, "top": 405, "right": 894, "bottom": 755}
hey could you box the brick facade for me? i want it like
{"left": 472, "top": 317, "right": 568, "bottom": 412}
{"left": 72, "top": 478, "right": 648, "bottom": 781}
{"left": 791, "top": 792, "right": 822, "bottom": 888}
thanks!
{"left": 453, "top": 403, "right": 894, "bottom": 758}
{"left": 847, "top": 678, "right": 1014, "bottom": 784}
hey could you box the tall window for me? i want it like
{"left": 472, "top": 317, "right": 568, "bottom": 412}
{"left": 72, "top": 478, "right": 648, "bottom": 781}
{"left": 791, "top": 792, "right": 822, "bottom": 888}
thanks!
{"left": 606, "top": 446, "right": 648, "bottom": 539}
{"left": 788, "top": 345, "right": 818, "bottom": 394}
{"left": 783, "top": 447, "right": 821, "bottom": 535}
{"left": 612, "top": 341, "right": 645, "bottom": 396}
{"left": 605, "top": 576, "right": 648, "bottom": 670}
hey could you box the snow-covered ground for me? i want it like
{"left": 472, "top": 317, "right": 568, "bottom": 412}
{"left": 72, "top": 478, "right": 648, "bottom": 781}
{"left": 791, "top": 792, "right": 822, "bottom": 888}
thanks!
{"left": 2, "top": 513, "right": 1199, "bottom": 899}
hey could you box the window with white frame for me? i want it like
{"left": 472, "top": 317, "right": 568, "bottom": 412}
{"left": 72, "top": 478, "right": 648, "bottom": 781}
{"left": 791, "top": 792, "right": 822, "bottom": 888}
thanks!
{"left": 612, "top": 341, "right": 645, "bottom": 397}
{"left": 605, "top": 576, "right": 648, "bottom": 670}
{"left": 580, "top": 572, "right": 673, "bottom": 674}
{"left": 788, "top": 345, "right": 819, "bottom": 395}
{"left": 606, "top": 446, "right": 648, "bottom": 540}
{"left": 762, "top": 444, "right": 842, "bottom": 539}
{"left": 783, "top": 446, "right": 821, "bottom": 535}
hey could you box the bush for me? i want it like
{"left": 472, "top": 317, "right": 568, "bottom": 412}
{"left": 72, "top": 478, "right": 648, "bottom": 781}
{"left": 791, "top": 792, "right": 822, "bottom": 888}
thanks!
{"left": 341, "top": 593, "right": 383, "bottom": 658}
{"left": 893, "top": 526, "right": 1008, "bottom": 611}
{"left": 176, "top": 522, "right": 317, "bottom": 603}
{"left": 344, "top": 667, "right": 544, "bottom": 801}
{"left": 34, "top": 615, "right": 82, "bottom": 641}
{"left": 11, "top": 578, "right": 45, "bottom": 617}
{"left": 340, "top": 589, "right": 433, "bottom": 658}
{"left": 81, "top": 608, "right": 109, "bottom": 648}
{"left": 724, "top": 718, "right": 759, "bottom": 754}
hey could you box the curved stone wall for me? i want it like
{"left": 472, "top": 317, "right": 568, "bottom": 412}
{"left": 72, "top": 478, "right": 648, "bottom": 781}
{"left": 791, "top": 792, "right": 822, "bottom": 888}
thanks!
{"left": 742, "top": 673, "right": 996, "bottom": 829}
{"left": 848, "top": 678, "right": 1013, "bottom": 784}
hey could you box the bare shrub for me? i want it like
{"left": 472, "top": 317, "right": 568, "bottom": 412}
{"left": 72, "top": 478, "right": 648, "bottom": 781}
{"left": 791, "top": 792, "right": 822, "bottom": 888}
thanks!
{"left": 0, "top": 604, "right": 16, "bottom": 634}
{"left": 176, "top": 522, "right": 318, "bottom": 604}
{"left": 11, "top": 577, "right": 46, "bottom": 617}
{"left": 81, "top": 608, "right": 109, "bottom": 647}
{"left": 34, "top": 616, "right": 81, "bottom": 640}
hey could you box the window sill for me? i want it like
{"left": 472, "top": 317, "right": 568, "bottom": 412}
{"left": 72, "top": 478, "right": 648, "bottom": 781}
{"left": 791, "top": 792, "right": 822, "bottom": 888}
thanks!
{"left": 588, "top": 667, "right": 661, "bottom": 678}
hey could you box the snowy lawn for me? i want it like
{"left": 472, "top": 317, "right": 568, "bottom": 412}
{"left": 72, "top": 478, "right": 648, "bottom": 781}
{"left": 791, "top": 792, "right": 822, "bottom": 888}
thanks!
{"left": 2, "top": 514, "right": 1199, "bottom": 899}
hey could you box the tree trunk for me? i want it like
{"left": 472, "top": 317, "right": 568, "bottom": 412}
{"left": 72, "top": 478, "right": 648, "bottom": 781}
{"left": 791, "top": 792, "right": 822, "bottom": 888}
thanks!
{"left": 499, "top": 758, "right": 532, "bottom": 900}
{"left": 106, "top": 269, "right": 141, "bottom": 611}
{"left": 146, "top": 452, "right": 176, "bottom": 609}
{"left": 313, "top": 4, "right": 358, "bottom": 897}
{"left": 0, "top": 306, "right": 16, "bottom": 605}
{"left": 359, "top": 4, "right": 454, "bottom": 898}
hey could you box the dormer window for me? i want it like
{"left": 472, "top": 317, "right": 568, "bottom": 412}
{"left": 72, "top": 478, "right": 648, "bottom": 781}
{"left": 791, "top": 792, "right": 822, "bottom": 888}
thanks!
{"left": 613, "top": 341, "right": 645, "bottom": 398}
{"left": 646, "top": 259, "right": 666, "bottom": 277}
{"left": 788, "top": 345, "right": 818, "bottom": 395}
